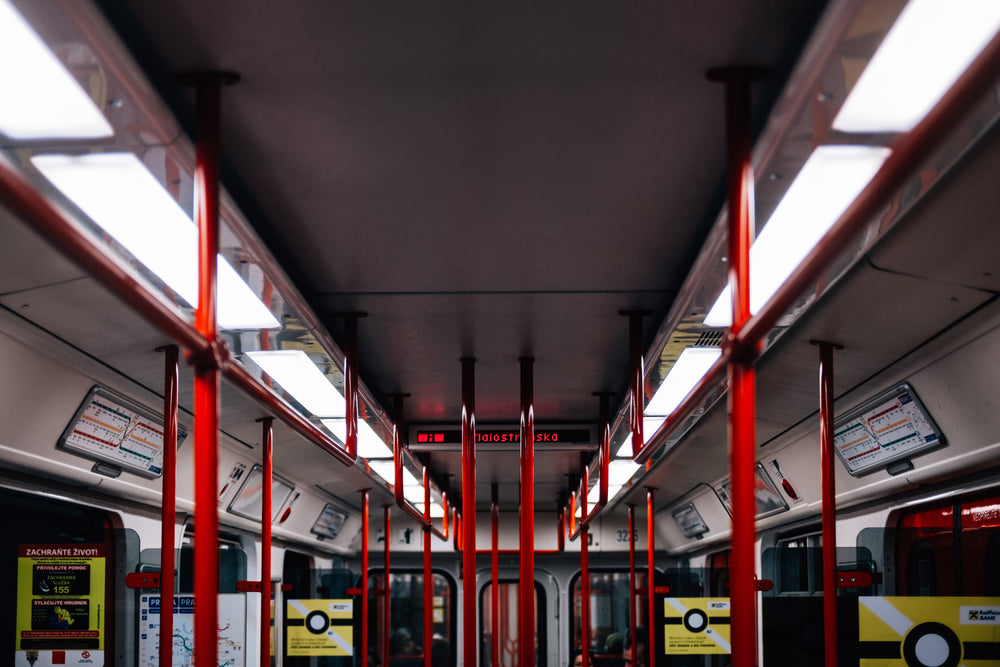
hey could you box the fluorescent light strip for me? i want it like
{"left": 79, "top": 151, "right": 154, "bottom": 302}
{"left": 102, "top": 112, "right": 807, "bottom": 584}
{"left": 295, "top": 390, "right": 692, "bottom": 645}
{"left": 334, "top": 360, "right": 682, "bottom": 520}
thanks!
{"left": 413, "top": 502, "right": 446, "bottom": 518}
{"left": 367, "top": 460, "right": 396, "bottom": 485}
{"left": 320, "top": 416, "right": 391, "bottom": 457}
{"left": 645, "top": 347, "right": 722, "bottom": 417}
{"left": 32, "top": 153, "right": 279, "bottom": 330}
{"left": 0, "top": 0, "right": 113, "bottom": 140}
{"left": 247, "top": 350, "right": 346, "bottom": 418}
{"left": 833, "top": 0, "right": 1000, "bottom": 133}
{"left": 704, "top": 145, "right": 891, "bottom": 327}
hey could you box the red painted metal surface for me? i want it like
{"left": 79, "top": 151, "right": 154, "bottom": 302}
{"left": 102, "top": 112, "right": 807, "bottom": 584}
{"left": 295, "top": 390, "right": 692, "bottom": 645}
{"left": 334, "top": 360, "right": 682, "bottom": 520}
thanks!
{"left": 519, "top": 357, "right": 535, "bottom": 667}
{"left": 580, "top": 452, "right": 591, "bottom": 667}
{"left": 837, "top": 572, "right": 875, "bottom": 588}
{"left": 361, "top": 489, "right": 370, "bottom": 667}
{"left": 260, "top": 418, "right": 274, "bottom": 667}
{"left": 818, "top": 342, "right": 838, "bottom": 667}
{"left": 491, "top": 483, "right": 500, "bottom": 667}
{"left": 192, "top": 74, "right": 226, "bottom": 667}
{"left": 627, "top": 504, "right": 637, "bottom": 667}
{"left": 125, "top": 572, "right": 161, "bottom": 589}
{"left": 461, "top": 358, "right": 476, "bottom": 667}
{"left": 626, "top": 312, "right": 645, "bottom": 457}
{"left": 160, "top": 345, "right": 178, "bottom": 667}
{"left": 424, "top": 468, "right": 433, "bottom": 667}
{"left": 344, "top": 315, "right": 359, "bottom": 458}
{"left": 718, "top": 68, "right": 760, "bottom": 667}
{"left": 647, "top": 488, "right": 655, "bottom": 667}
{"left": 384, "top": 504, "right": 391, "bottom": 667}
{"left": 236, "top": 581, "right": 262, "bottom": 592}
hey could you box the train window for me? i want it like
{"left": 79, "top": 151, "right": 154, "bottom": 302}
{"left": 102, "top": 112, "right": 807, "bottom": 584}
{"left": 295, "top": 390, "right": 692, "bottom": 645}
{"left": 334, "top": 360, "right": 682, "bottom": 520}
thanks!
{"left": 774, "top": 534, "right": 823, "bottom": 594}
{"left": 895, "top": 490, "right": 1000, "bottom": 595}
{"left": 177, "top": 526, "right": 247, "bottom": 594}
{"left": 0, "top": 487, "right": 123, "bottom": 666}
{"left": 568, "top": 570, "right": 649, "bottom": 666}
{"left": 283, "top": 550, "right": 313, "bottom": 599}
{"left": 706, "top": 549, "right": 731, "bottom": 596}
{"left": 481, "top": 580, "right": 546, "bottom": 667}
{"left": 368, "top": 570, "right": 456, "bottom": 667}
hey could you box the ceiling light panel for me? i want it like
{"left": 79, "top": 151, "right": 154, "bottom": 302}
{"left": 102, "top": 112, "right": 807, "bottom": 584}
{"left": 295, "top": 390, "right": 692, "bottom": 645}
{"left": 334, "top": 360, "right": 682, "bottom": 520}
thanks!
{"left": 704, "top": 145, "right": 891, "bottom": 326}
{"left": 0, "top": 0, "right": 113, "bottom": 140}
{"left": 247, "top": 350, "right": 346, "bottom": 418}
{"left": 833, "top": 0, "right": 1000, "bottom": 133}
{"left": 31, "top": 152, "right": 279, "bottom": 330}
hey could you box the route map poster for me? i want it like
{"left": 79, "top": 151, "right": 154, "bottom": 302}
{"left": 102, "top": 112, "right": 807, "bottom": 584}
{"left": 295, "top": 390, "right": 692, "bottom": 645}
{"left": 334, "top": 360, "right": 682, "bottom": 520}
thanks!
{"left": 138, "top": 594, "right": 246, "bottom": 667}
{"left": 15, "top": 543, "right": 105, "bottom": 667}
{"left": 833, "top": 384, "right": 944, "bottom": 476}
{"left": 58, "top": 386, "right": 186, "bottom": 478}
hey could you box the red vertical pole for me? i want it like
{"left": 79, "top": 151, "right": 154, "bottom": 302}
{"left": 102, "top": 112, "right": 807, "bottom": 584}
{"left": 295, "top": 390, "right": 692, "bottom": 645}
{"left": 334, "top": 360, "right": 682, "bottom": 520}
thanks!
{"left": 361, "top": 490, "right": 370, "bottom": 667}
{"left": 384, "top": 504, "right": 391, "bottom": 667}
{"left": 627, "top": 504, "right": 637, "bottom": 666}
{"left": 519, "top": 357, "right": 535, "bottom": 667}
{"left": 580, "top": 453, "right": 591, "bottom": 667}
{"left": 424, "top": 467, "right": 433, "bottom": 667}
{"left": 260, "top": 418, "right": 274, "bottom": 667}
{"left": 344, "top": 315, "right": 359, "bottom": 458}
{"left": 625, "top": 313, "right": 645, "bottom": 457}
{"left": 647, "top": 488, "right": 655, "bottom": 666}
{"left": 159, "top": 345, "right": 178, "bottom": 667}
{"left": 461, "top": 358, "right": 477, "bottom": 667}
{"left": 491, "top": 483, "right": 500, "bottom": 667}
{"left": 817, "top": 342, "right": 839, "bottom": 667}
{"left": 191, "top": 72, "right": 230, "bottom": 667}
{"left": 709, "top": 65, "right": 765, "bottom": 667}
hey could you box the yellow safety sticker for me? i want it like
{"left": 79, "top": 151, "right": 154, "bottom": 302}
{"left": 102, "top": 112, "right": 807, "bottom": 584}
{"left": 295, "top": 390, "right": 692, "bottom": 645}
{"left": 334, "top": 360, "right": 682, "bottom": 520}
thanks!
{"left": 663, "top": 597, "right": 731, "bottom": 655}
{"left": 286, "top": 599, "right": 354, "bottom": 656}
{"left": 858, "top": 596, "right": 1000, "bottom": 666}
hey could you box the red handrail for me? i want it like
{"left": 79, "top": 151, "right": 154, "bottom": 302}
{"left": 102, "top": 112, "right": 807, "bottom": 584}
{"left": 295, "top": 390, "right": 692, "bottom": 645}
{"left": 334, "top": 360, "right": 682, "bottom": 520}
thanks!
{"left": 423, "top": 469, "right": 433, "bottom": 667}
{"left": 461, "top": 358, "right": 476, "bottom": 667}
{"left": 519, "top": 357, "right": 535, "bottom": 667}
{"left": 260, "top": 418, "right": 274, "bottom": 667}
{"left": 192, "top": 74, "right": 225, "bottom": 667}
{"left": 159, "top": 346, "right": 179, "bottom": 667}
{"left": 818, "top": 342, "right": 839, "bottom": 667}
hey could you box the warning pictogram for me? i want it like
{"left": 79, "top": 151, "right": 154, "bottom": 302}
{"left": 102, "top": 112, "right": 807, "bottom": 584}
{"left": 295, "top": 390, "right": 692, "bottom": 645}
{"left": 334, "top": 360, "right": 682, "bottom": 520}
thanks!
{"left": 286, "top": 599, "right": 354, "bottom": 656}
{"left": 858, "top": 596, "right": 1000, "bottom": 666}
{"left": 664, "top": 598, "right": 731, "bottom": 655}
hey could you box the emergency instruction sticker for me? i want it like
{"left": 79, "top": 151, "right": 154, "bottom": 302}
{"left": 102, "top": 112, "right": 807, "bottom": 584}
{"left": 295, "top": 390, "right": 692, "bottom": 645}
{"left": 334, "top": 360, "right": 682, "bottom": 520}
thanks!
{"left": 858, "top": 596, "right": 1000, "bottom": 666}
{"left": 15, "top": 544, "right": 105, "bottom": 667}
{"left": 286, "top": 599, "right": 354, "bottom": 656}
{"left": 664, "top": 598, "right": 731, "bottom": 655}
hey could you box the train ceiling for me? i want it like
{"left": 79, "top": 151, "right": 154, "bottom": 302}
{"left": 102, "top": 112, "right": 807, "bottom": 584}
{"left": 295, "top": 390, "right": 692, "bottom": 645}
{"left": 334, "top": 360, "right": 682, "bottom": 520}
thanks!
{"left": 4, "top": 0, "right": 999, "bottom": 519}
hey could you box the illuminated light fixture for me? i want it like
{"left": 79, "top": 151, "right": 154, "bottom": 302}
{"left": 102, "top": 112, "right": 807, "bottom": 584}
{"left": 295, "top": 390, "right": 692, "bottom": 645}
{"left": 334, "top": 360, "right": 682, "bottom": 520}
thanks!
{"left": 833, "top": 0, "right": 1000, "bottom": 133}
{"left": 413, "top": 502, "right": 446, "bottom": 518}
{"left": 704, "top": 145, "right": 891, "bottom": 327}
{"left": 577, "top": 482, "right": 624, "bottom": 517}
{"left": 321, "top": 416, "right": 391, "bottom": 458}
{"left": 608, "top": 459, "right": 641, "bottom": 486}
{"left": 31, "top": 153, "right": 279, "bottom": 330}
{"left": 402, "top": 482, "right": 425, "bottom": 506}
{"left": 0, "top": 0, "right": 113, "bottom": 140}
{"left": 366, "top": 460, "right": 396, "bottom": 484}
{"left": 247, "top": 350, "right": 346, "bottom": 418}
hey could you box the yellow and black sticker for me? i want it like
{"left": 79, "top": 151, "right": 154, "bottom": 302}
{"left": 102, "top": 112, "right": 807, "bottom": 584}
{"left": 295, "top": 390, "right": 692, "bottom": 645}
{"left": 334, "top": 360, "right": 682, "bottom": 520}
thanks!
{"left": 286, "top": 599, "right": 354, "bottom": 656}
{"left": 858, "top": 596, "right": 1000, "bottom": 666}
{"left": 664, "top": 597, "right": 731, "bottom": 655}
